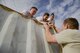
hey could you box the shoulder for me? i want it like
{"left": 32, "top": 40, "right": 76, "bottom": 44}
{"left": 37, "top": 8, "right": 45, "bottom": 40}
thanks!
{"left": 62, "top": 29, "right": 79, "bottom": 34}
{"left": 21, "top": 10, "right": 30, "bottom": 15}
{"left": 56, "top": 29, "right": 80, "bottom": 37}
{"left": 36, "top": 16, "right": 43, "bottom": 21}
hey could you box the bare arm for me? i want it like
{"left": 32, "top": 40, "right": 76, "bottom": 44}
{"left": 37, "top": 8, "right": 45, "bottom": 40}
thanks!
{"left": 43, "top": 23, "right": 57, "bottom": 43}
{"left": 48, "top": 22, "right": 60, "bottom": 33}
{"left": 52, "top": 25, "right": 59, "bottom": 33}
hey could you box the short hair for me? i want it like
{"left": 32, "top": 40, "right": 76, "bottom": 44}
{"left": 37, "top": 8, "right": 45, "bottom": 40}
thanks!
{"left": 51, "top": 13, "right": 54, "bottom": 16}
{"left": 30, "top": 7, "right": 38, "bottom": 11}
{"left": 63, "top": 18, "right": 79, "bottom": 29}
{"left": 43, "top": 13, "right": 49, "bottom": 16}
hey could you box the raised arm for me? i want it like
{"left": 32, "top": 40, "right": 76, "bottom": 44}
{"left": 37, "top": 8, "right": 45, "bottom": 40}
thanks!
{"left": 43, "top": 23, "right": 57, "bottom": 43}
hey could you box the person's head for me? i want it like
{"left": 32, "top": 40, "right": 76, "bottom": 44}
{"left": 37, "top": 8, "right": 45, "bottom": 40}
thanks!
{"left": 49, "top": 13, "right": 54, "bottom": 21}
{"left": 29, "top": 7, "right": 38, "bottom": 16}
{"left": 62, "top": 18, "right": 79, "bottom": 30}
{"left": 43, "top": 13, "right": 49, "bottom": 21}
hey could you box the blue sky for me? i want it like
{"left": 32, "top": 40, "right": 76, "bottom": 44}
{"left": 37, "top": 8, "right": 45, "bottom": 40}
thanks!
{"left": 1, "top": 0, "right": 80, "bottom": 28}
{"left": 34, "top": 0, "right": 80, "bottom": 28}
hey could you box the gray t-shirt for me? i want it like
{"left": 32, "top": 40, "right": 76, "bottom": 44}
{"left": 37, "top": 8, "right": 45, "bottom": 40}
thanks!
{"left": 55, "top": 29, "right": 80, "bottom": 53}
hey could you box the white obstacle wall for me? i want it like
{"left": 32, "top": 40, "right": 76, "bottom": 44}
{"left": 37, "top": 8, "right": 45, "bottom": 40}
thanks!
{"left": 0, "top": 5, "right": 55, "bottom": 53}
